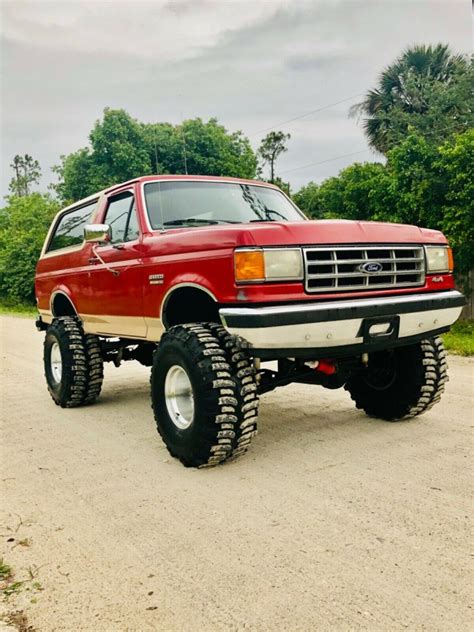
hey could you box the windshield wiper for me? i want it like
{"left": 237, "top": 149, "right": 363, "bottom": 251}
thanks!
{"left": 164, "top": 218, "right": 219, "bottom": 226}
{"left": 249, "top": 218, "right": 276, "bottom": 222}
{"left": 163, "top": 218, "right": 238, "bottom": 227}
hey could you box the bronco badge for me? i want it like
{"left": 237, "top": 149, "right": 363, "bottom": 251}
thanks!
{"left": 149, "top": 273, "right": 164, "bottom": 285}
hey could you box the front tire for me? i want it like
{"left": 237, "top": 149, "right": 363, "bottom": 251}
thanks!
{"left": 151, "top": 323, "right": 256, "bottom": 468}
{"left": 345, "top": 336, "right": 448, "bottom": 421}
{"left": 207, "top": 323, "right": 259, "bottom": 459}
{"left": 44, "top": 316, "right": 104, "bottom": 408}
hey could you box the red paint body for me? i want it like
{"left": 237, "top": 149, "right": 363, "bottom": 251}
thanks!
{"left": 35, "top": 176, "right": 455, "bottom": 327}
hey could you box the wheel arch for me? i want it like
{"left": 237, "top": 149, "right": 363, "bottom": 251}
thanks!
{"left": 161, "top": 283, "right": 220, "bottom": 329}
{"left": 50, "top": 290, "right": 78, "bottom": 317}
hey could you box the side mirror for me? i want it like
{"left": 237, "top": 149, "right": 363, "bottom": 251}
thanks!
{"left": 84, "top": 224, "right": 111, "bottom": 244}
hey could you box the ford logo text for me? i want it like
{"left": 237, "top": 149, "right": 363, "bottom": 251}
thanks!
{"left": 358, "top": 261, "right": 383, "bottom": 274}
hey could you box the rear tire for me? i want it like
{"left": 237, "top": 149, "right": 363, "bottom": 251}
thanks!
{"left": 345, "top": 336, "right": 448, "bottom": 421}
{"left": 151, "top": 323, "right": 257, "bottom": 468}
{"left": 44, "top": 317, "right": 104, "bottom": 408}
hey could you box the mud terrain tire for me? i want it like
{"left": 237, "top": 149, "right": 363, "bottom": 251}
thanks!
{"left": 44, "top": 316, "right": 104, "bottom": 408}
{"left": 345, "top": 336, "right": 448, "bottom": 421}
{"left": 207, "top": 323, "right": 259, "bottom": 460}
{"left": 151, "top": 323, "right": 256, "bottom": 468}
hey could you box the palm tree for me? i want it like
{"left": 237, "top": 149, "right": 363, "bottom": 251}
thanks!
{"left": 352, "top": 44, "right": 472, "bottom": 154}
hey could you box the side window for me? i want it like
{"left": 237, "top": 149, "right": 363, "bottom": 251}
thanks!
{"left": 104, "top": 192, "right": 135, "bottom": 244}
{"left": 48, "top": 201, "right": 97, "bottom": 252}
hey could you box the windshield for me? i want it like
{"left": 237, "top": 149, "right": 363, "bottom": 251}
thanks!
{"left": 144, "top": 181, "right": 305, "bottom": 229}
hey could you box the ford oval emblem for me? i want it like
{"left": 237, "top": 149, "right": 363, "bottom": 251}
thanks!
{"left": 359, "top": 261, "right": 383, "bottom": 273}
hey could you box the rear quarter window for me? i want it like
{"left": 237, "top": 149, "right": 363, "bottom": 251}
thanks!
{"left": 47, "top": 201, "right": 97, "bottom": 253}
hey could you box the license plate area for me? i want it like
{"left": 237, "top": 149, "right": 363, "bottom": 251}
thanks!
{"left": 358, "top": 315, "right": 400, "bottom": 343}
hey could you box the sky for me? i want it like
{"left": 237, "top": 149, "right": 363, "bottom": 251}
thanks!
{"left": 1, "top": 0, "right": 472, "bottom": 198}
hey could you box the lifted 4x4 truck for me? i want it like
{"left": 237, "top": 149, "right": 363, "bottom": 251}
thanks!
{"left": 35, "top": 175, "right": 465, "bottom": 467}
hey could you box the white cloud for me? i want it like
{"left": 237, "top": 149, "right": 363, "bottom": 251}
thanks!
{"left": 2, "top": 0, "right": 293, "bottom": 62}
{"left": 1, "top": 0, "right": 471, "bottom": 196}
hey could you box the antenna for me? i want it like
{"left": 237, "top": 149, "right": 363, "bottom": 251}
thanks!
{"left": 179, "top": 105, "right": 188, "bottom": 175}
{"left": 181, "top": 125, "right": 188, "bottom": 175}
{"left": 154, "top": 135, "right": 159, "bottom": 174}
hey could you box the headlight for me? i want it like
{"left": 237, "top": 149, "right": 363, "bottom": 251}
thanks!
{"left": 235, "top": 248, "right": 303, "bottom": 283}
{"left": 425, "top": 246, "right": 453, "bottom": 273}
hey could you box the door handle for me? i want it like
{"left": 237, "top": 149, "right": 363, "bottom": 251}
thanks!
{"left": 89, "top": 257, "right": 100, "bottom": 265}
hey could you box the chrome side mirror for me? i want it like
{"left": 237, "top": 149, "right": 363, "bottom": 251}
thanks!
{"left": 84, "top": 224, "right": 111, "bottom": 244}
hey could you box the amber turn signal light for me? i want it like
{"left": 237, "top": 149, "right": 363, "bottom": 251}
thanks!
{"left": 235, "top": 250, "right": 265, "bottom": 282}
{"left": 447, "top": 247, "right": 454, "bottom": 272}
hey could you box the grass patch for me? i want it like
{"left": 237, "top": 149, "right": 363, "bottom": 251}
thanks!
{"left": 0, "top": 560, "right": 44, "bottom": 603}
{"left": 0, "top": 559, "right": 22, "bottom": 597}
{"left": 443, "top": 319, "right": 474, "bottom": 356}
{"left": 0, "top": 559, "right": 12, "bottom": 581}
{"left": 0, "top": 299, "right": 37, "bottom": 317}
{"left": 3, "top": 581, "right": 24, "bottom": 597}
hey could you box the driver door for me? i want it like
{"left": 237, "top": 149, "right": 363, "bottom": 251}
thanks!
{"left": 84, "top": 188, "right": 147, "bottom": 338}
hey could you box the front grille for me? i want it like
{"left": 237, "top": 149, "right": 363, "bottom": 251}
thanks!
{"left": 304, "top": 245, "right": 425, "bottom": 293}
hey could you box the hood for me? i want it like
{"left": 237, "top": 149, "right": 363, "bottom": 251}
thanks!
{"left": 147, "top": 219, "right": 447, "bottom": 252}
{"left": 241, "top": 219, "right": 447, "bottom": 246}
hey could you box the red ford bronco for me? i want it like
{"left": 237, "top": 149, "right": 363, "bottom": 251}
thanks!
{"left": 35, "top": 175, "right": 465, "bottom": 467}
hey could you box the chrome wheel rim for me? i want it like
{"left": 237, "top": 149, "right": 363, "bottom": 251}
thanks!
{"left": 50, "top": 342, "right": 63, "bottom": 384}
{"left": 164, "top": 365, "right": 194, "bottom": 430}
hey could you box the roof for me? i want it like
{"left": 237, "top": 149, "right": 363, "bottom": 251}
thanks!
{"left": 110, "top": 174, "right": 278, "bottom": 192}
{"left": 62, "top": 175, "right": 279, "bottom": 212}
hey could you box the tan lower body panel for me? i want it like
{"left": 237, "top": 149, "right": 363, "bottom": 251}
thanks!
{"left": 39, "top": 309, "right": 53, "bottom": 324}
{"left": 39, "top": 310, "right": 164, "bottom": 341}
{"left": 144, "top": 317, "right": 165, "bottom": 341}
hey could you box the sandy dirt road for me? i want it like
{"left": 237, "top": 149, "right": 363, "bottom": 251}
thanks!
{"left": 0, "top": 315, "right": 472, "bottom": 631}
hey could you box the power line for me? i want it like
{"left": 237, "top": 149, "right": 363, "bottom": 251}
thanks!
{"left": 279, "top": 122, "right": 469, "bottom": 176}
{"left": 250, "top": 93, "right": 364, "bottom": 138}
{"left": 280, "top": 149, "right": 372, "bottom": 175}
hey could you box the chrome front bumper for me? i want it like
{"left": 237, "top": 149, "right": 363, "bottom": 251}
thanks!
{"left": 219, "top": 290, "right": 465, "bottom": 358}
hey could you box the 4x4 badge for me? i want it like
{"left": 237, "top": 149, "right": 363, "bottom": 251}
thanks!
{"left": 149, "top": 273, "right": 164, "bottom": 285}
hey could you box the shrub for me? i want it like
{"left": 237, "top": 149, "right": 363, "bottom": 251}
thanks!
{"left": 0, "top": 194, "right": 59, "bottom": 303}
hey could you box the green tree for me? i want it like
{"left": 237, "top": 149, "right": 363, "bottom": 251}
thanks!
{"left": 384, "top": 130, "right": 473, "bottom": 275}
{"left": 352, "top": 44, "right": 473, "bottom": 154}
{"left": 381, "top": 133, "right": 442, "bottom": 228}
{"left": 50, "top": 148, "right": 100, "bottom": 202}
{"left": 271, "top": 176, "right": 291, "bottom": 197}
{"left": 9, "top": 154, "right": 42, "bottom": 197}
{"left": 90, "top": 108, "right": 152, "bottom": 183}
{"left": 436, "top": 130, "right": 474, "bottom": 275}
{"left": 53, "top": 110, "right": 258, "bottom": 203}
{"left": 293, "top": 181, "right": 322, "bottom": 218}
{"left": 317, "top": 162, "right": 389, "bottom": 221}
{"left": 258, "top": 131, "right": 291, "bottom": 182}
{"left": 142, "top": 119, "right": 258, "bottom": 177}
{"left": 0, "top": 194, "right": 59, "bottom": 303}
{"left": 53, "top": 109, "right": 152, "bottom": 203}
{"left": 174, "top": 118, "right": 257, "bottom": 178}
{"left": 142, "top": 122, "right": 181, "bottom": 174}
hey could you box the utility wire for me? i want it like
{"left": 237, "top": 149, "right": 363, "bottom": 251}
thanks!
{"left": 279, "top": 121, "right": 469, "bottom": 176}
{"left": 280, "top": 149, "right": 371, "bottom": 175}
{"left": 250, "top": 93, "right": 364, "bottom": 138}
